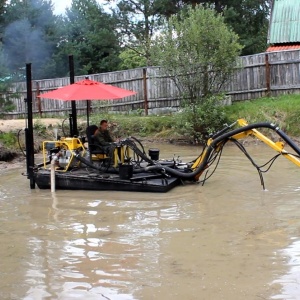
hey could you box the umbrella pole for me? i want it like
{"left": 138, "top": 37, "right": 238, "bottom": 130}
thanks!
{"left": 69, "top": 55, "right": 78, "bottom": 136}
{"left": 86, "top": 100, "right": 90, "bottom": 127}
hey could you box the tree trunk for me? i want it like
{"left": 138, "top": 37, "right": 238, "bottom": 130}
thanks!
{"left": 214, "top": 0, "right": 223, "bottom": 13}
{"left": 144, "top": 2, "right": 151, "bottom": 66}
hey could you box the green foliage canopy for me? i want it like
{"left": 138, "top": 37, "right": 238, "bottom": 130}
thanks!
{"left": 154, "top": 0, "right": 271, "bottom": 55}
{"left": 151, "top": 5, "right": 242, "bottom": 141}
{"left": 0, "top": 0, "right": 270, "bottom": 80}
{"left": 108, "top": 0, "right": 165, "bottom": 65}
{"left": 118, "top": 48, "right": 147, "bottom": 69}
{"left": 151, "top": 5, "right": 242, "bottom": 103}
{"left": 60, "top": 0, "right": 120, "bottom": 76}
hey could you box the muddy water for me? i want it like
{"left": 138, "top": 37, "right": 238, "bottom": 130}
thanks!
{"left": 1, "top": 143, "right": 300, "bottom": 300}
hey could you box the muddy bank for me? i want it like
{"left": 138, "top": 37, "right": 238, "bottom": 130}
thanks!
{"left": 0, "top": 155, "right": 25, "bottom": 171}
{"left": 0, "top": 143, "right": 18, "bottom": 161}
{"left": 0, "top": 138, "right": 25, "bottom": 170}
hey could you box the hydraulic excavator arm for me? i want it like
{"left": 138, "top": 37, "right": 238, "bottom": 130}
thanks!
{"left": 232, "top": 119, "right": 300, "bottom": 167}
{"left": 191, "top": 119, "right": 300, "bottom": 179}
{"left": 137, "top": 118, "right": 300, "bottom": 184}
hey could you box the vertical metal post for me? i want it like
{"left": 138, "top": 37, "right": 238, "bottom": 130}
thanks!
{"left": 142, "top": 68, "right": 149, "bottom": 116}
{"left": 69, "top": 113, "right": 74, "bottom": 137}
{"left": 86, "top": 100, "right": 91, "bottom": 127}
{"left": 69, "top": 55, "right": 78, "bottom": 136}
{"left": 26, "top": 63, "right": 35, "bottom": 189}
{"left": 265, "top": 53, "right": 271, "bottom": 97}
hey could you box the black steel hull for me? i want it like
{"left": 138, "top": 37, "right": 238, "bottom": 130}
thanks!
{"left": 34, "top": 169, "right": 181, "bottom": 193}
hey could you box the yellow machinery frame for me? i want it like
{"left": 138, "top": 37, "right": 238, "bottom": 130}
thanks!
{"left": 232, "top": 119, "right": 300, "bottom": 167}
{"left": 92, "top": 144, "right": 131, "bottom": 168}
{"left": 191, "top": 119, "right": 300, "bottom": 179}
{"left": 43, "top": 137, "right": 131, "bottom": 171}
{"left": 42, "top": 137, "right": 86, "bottom": 172}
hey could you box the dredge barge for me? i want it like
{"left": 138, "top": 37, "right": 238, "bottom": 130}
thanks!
{"left": 29, "top": 119, "right": 300, "bottom": 193}
{"left": 23, "top": 61, "right": 300, "bottom": 192}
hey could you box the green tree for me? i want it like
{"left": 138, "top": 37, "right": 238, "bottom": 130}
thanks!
{"left": 151, "top": 5, "right": 242, "bottom": 141}
{"left": 154, "top": 0, "right": 271, "bottom": 55}
{"left": 0, "top": 51, "right": 16, "bottom": 115}
{"left": 118, "top": 48, "right": 147, "bottom": 70}
{"left": 0, "top": 0, "right": 7, "bottom": 39}
{"left": 2, "top": 0, "right": 60, "bottom": 79}
{"left": 39, "top": 15, "right": 71, "bottom": 78}
{"left": 0, "top": 0, "right": 15, "bottom": 114}
{"left": 223, "top": 0, "right": 270, "bottom": 55}
{"left": 0, "top": 81, "right": 15, "bottom": 116}
{"left": 107, "top": 0, "right": 164, "bottom": 65}
{"left": 57, "top": 0, "right": 120, "bottom": 76}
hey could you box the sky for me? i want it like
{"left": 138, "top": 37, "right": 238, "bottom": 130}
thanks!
{"left": 52, "top": 0, "right": 72, "bottom": 14}
{"left": 52, "top": 0, "right": 108, "bottom": 15}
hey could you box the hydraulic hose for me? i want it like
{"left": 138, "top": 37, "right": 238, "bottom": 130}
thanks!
{"left": 62, "top": 118, "right": 68, "bottom": 137}
{"left": 144, "top": 122, "right": 300, "bottom": 180}
{"left": 130, "top": 136, "right": 146, "bottom": 155}
{"left": 122, "top": 139, "right": 154, "bottom": 164}
{"left": 74, "top": 152, "right": 102, "bottom": 170}
{"left": 17, "top": 129, "right": 26, "bottom": 157}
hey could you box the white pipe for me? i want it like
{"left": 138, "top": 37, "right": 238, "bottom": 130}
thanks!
{"left": 53, "top": 127, "right": 58, "bottom": 140}
{"left": 51, "top": 155, "right": 58, "bottom": 193}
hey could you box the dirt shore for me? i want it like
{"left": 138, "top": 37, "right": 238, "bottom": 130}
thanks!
{"left": 0, "top": 156, "right": 25, "bottom": 171}
{"left": 0, "top": 119, "right": 63, "bottom": 170}
{"left": 0, "top": 118, "right": 65, "bottom": 133}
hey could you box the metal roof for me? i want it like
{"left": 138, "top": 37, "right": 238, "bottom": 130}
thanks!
{"left": 266, "top": 44, "right": 300, "bottom": 52}
{"left": 268, "top": 0, "right": 300, "bottom": 44}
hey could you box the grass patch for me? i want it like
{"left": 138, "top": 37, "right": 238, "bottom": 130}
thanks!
{"left": 224, "top": 94, "right": 300, "bottom": 136}
{"left": 90, "top": 114, "right": 177, "bottom": 138}
{"left": 0, "top": 132, "right": 17, "bottom": 148}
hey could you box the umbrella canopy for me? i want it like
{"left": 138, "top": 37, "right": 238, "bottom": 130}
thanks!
{"left": 37, "top": 78, "right": 136, "bottom": 100}
{"left": 37, "top": 78, "right": 137, "bottom": 132}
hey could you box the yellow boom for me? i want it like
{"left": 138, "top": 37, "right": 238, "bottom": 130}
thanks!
{"left": 233, "top": 119, "right": 300, "bottom": 167}
{"left": 192, "top": 119, "right": 300, "bottom": 175}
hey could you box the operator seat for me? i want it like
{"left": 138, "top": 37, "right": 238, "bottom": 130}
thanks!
{"left": 86, "top": 124, "right": 106, "bottom": 160}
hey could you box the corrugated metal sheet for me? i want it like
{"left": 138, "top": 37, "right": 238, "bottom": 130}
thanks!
{"left": 269, "top": 0, "right": 300, "bottom": 44}
{"left": 266, "top": 44, "right": 300, "bottom": 52}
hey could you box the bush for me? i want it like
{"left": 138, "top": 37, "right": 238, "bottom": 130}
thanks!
{"left": 151, "top": 4, "right": 242, "bottom": 109}
{"left": 176, "top": 95, "right": 228, "bottom": 143}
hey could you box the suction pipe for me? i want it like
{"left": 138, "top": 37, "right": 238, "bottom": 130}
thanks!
{"left": 51, "top": 155, "right": 58, "bottom": 193}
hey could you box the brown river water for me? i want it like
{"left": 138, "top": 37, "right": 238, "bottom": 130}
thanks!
{"left": 1, "top": 143, "right": 300, "bottom": 300}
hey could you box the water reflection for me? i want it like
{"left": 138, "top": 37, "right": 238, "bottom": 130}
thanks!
{"left": 272, "top": 239, "right": 300, "bottom": 300}
{"left": 30, "top": 192, "right": 179, "bottom": 298}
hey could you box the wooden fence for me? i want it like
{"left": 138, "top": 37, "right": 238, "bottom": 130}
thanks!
{"left": 3, "top": 49, "right": 300, "bottom": 118}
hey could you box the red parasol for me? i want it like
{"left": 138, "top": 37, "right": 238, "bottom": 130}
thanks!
{"left": 38, "top": 78, "right": 136, "bottom": 100}
{"left": 38, "top": 78, "right": 137, "bottom": 127}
